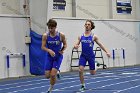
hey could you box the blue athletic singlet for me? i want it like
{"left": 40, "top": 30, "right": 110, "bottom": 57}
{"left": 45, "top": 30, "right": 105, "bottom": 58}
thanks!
{"left": 45, "top": 32, "right": 63, "bottom": 70}
{"left": 79, "top": 33, "right": 95, "bottom": 70}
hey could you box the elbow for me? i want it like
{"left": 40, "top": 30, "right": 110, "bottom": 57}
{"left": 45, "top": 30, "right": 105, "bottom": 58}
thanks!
{"left": 64, "top": 44, "right": 67, "bottom": 50}
{"left": 41, "top": 46, "right": 45, "bottom": 50}
{"left": 65, "top": 44, "right": 67, "bottom": 49}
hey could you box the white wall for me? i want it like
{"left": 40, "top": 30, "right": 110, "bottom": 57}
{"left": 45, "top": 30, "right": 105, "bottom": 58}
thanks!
{"left": 52, "top": 0, "right": 139, "bottom": 20}
{"left": 29, "top": 0, "right": 48, "bottom": 34}
{"left": 53, "top": 18, "right": 140, "bottom": 72}
{"left": 76, "top": 0, "right": 109, "bottom": 19}
{"left": 52, "top": 0, "right": 109, "bottom": 18}
{"left": 0, "top": 0, "right": 139, "bottom": 78}
{"left": 0, "top": 16, "right": 30, "bottom": 79}
{"left": 0, "top": 0, "right": 139, "bottom": 20}
{"left": 0, "top": 0, "right": 20, "bottom": 14}
{"left": 136, "top": 22, "right": 140, "bottom": 64}
{"left": 136, "top": 0, "right": 140, "bottom": 20}
{"left": 0, "top": 17, "right": 139, "bottom": 78}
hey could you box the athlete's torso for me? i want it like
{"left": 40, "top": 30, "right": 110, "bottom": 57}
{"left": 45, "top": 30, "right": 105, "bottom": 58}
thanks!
{"left": 46, "top": 31, "right": 62, "bottom": 55}
{"left": 80, "top": 33, "right": 94, "bottom": 56}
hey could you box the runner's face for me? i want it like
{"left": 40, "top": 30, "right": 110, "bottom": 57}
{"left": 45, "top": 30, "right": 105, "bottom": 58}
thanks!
{"left": 85, "top": 21, "right": 92, "bottom": 31}
{"left": 48, "top": 27, "right": 56, "bottom": 33}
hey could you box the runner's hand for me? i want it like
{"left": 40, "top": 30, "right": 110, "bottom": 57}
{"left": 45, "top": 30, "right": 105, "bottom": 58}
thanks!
{"left": 48, "top": 49, "right": 55, "bottom": 57}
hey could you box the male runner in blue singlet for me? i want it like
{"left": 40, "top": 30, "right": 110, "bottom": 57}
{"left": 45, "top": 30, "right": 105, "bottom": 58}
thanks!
{"left": 74, "top": 20, "right": 111, "bottom": 91}
{"left": 42, "top": 19, "right": 67, "bottom": 93}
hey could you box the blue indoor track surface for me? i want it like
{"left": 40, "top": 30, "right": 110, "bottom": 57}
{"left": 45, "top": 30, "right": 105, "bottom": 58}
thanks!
{"left": 1, "top": 66, "right": 140, "bottom": 93}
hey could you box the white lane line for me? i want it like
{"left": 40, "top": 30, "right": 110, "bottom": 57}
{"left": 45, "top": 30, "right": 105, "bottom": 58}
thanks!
{"left": 1, "top": 67, "right": 140, "bottom": 87}
{"left": 41, "top": 89, "right": 118, "bottom": 93}
{"left": 0, "top": 81, "right": 49, "bottom": 91}
{"left": 7, "top": 85, "right": 49, "bottom": 93}
{"left": 63, "top": 67, "right": 140, "bottom": 77}
{"left": 57, "top": 67, "right": 140, "bottom": 78}
{"left": 8, "top": 75, "right": 140, "bottom": 93}
{"left": 2, "top": 67, "right": 140, "bottom": 93}
{"left": 53, "top": 74, "right": 140, "bottom": 91}
{"left": 121, "top": 72, "right": 138, "bottom": 75}
{"left": 6, "top": 69, "right": 140, "bottom": 92}
{"left": 0, "top": 79, "right": 47, "bottom": 87}
{"left": 95, "top": 78, "right": 140, "bottom": 89}
{"left": 113, "top": 84, "right": 140, "bottom": 93}
{"left": 0, "top": 70, "right": 121, "bottom": 90}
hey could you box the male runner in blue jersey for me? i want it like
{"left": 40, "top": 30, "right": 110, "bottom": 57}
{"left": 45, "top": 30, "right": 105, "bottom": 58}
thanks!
{"left": 42, "top": 19, "right": 67, "bottom": 93}
{"left": 74, "top": 20, "right": 111, "bottom": 91}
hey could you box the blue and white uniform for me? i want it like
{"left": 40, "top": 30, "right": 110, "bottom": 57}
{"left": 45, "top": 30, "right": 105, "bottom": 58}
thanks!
{"left": 45, "top": 31, "right": 63, "bottom": 70}
{"left": 79, "top": 33, "right": 95, "bottom": 70}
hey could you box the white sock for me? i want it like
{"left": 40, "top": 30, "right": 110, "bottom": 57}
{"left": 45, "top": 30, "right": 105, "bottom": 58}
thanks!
{"left": 48, "top": 85, "right": 53, "bottom": 92}
{"left": 82, "top": 83, "right": 85, "bottom": 87}
{"left": 57, "top": 70, "right": 60, "bottom": 74}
